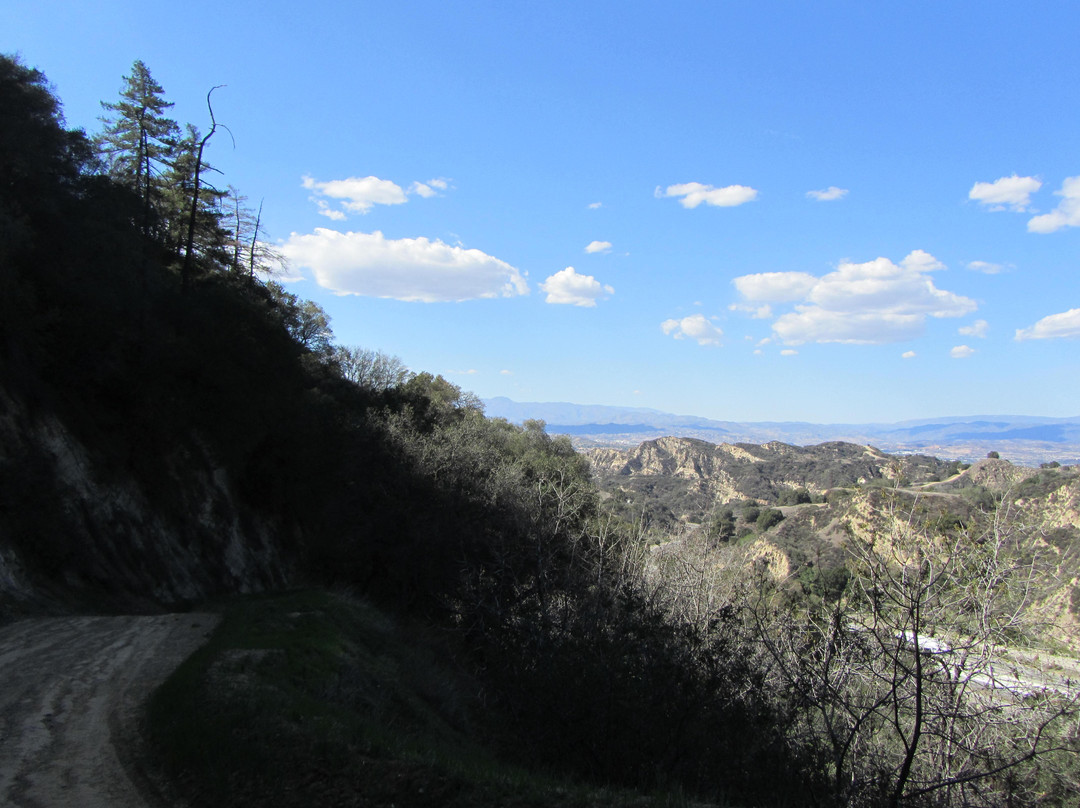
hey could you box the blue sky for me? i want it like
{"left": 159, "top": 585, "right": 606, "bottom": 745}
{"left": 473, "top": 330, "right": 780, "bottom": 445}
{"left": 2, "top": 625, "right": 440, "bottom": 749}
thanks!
{"left": 5, "top": 1, "right": 1079, "bottom": 422}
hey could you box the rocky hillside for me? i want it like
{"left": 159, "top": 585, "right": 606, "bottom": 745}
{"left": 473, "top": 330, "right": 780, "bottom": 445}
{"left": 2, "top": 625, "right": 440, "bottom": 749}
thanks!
{"left": 0, "top": 390, "right": 294, "bottom": 614}
{"left": 586, "top": 437, "right": 957, "bottom": 522}
{"left": 604, "top": 435, "right": 1080, "bottom": 650}
{"left": 924, "top": 455, "right": 1038, "bottom": 493}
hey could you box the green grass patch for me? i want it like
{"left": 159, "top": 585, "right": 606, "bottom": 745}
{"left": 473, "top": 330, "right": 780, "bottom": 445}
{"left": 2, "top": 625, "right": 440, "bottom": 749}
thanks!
{"left": 147, "top": 589, "right": 695, "bottom": 808}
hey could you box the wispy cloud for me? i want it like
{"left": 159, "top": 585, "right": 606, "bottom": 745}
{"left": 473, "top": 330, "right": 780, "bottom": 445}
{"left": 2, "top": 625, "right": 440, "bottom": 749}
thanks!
{"left": 732, "top": 250, "right": 976, "bottom": 345}
{"left": 728, "top": 302, "right": 773, "bottom": 319}
{"left": 966, "top": 260, "right": 1008, "bottom": 274}
{"left": 407, "top": 177, "right": 451, "bottom": 198}
{"left": 585, "top": 240, "right": 612, "bottom": 254}
{"left": 959, "top": 319, "right": 989, "bottom": 338}
{"left": 661, "top": 313, "right": 723, "bottom": 346}
{"left": 540, "top": 267, "right": 614, "bottom": 307}
{"left": 969, "top": 174, "right": 1042, "bottom": 212}
{"left": 733, "top": 272, "right": 817, "bottom": 302}
{"left": 902, "top": 351, "right": 917, "bottom": 359}
{"left": 950, "top": 345, "right": 975, "bottom": 359}
{"left": 657, "top": 182, "right": 758, "bottom": 209}
{"left": 1028, "top": 176, "right": 1080, "bottom": 233}
{"left": 1015, "top": 308, "right": 1080, "bottom": 340}
{"left": 587, "top": 201, "right": 603, "bottom": 209}
{"left": 314, "top": 202, "right": 347, "bottom": 221}
{"left": 806, "top": 186, "right": 848, "bottom": 201}
{"left": 280, "top": 228, "right": 529, "bottom": 302}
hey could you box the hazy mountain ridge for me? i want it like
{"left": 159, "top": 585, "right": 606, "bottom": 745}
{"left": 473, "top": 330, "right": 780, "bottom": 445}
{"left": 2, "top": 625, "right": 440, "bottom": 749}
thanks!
{"left": 483, "top": 397, "right": 1080, "bottom": 465}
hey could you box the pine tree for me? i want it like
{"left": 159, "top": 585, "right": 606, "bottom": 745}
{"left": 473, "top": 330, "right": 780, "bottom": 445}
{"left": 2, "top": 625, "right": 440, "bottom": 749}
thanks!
{"left": 95, "top": 60, "right": 179, "bottom": 239}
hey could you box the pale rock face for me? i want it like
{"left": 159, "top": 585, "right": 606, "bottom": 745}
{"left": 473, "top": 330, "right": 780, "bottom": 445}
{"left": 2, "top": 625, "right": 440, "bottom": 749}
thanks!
{"left": 717, "top": 444, "right": 763, "bottom": 463}
{"left": 1009, "top": 477, "right": 1080, "bottom": 650}
{"left": 960, "top": 457, "right": 1038, "bottom": 492}
{"left": 584, "top": 436, "right": 910, "bottom": 504}
{"left": 587, "top": 437, "right": 744, "bottom": 502}
{"left": 748, "top": 541, "right": 791, "bottom": 582}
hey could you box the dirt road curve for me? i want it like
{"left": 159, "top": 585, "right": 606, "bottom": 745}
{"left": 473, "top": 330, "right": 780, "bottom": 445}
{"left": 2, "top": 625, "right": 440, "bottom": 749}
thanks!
{"left": 0, "top": 613, "right": 218, "bottom": 808}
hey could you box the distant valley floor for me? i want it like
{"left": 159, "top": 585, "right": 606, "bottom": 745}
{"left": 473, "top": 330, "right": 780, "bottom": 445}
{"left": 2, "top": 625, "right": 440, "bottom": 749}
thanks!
{"left": 483, "top": 397, "right": 1080, "bottom": 466}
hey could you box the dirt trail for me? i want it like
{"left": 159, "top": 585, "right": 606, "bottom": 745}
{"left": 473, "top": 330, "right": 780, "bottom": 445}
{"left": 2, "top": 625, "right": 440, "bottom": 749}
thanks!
{"left": 0, "top": 613, "right": 218, "bottom": 808}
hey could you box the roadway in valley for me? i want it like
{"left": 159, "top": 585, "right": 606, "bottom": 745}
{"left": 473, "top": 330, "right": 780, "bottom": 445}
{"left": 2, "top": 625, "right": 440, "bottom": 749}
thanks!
{"left": 0, "top": 613, "right": 218, "bottom": 808}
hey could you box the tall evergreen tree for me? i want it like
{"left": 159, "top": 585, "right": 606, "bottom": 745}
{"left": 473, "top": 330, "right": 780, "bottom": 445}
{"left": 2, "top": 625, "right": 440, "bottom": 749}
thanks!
{"left": 95, "top": 60, "right": 179, "bottom": 239}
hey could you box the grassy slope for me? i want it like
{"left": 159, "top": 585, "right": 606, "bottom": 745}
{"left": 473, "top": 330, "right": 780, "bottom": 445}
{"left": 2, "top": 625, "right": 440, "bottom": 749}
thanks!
{"left": 147, "top": 590, "right": 701, "bottom": 808}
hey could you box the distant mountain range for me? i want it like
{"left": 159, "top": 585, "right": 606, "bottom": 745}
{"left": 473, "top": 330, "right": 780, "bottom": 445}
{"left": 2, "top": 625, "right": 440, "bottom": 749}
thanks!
{"left": 482, "top": 397, "right": 1080, "bottom": 466}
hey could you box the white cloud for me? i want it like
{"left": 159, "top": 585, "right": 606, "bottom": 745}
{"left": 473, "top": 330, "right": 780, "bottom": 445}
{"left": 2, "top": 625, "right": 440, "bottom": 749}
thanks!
{"left": 900, "top": 249, "right": 945, "bottom": 273}
{"left": 303, "top": 175, "right": 408, "bottom": 215}
{"left": 959, "top": 319, "right": 989, "bottom": 338}
{"left": 1028, "top": 176, "right": 1080, "bottom": 233}
{"left": 657, "top": 182, "right": 758, "bottom": 209}
{"left": 315, "top": 200, "right": 347, "bottom": 221}
{"left": 585, "top": 240, "right": 612, "bottom": 254}
{"left": 951, "top": 345, "right": 975, "bottom": 359}
{"left": 540, "top": 266, "right": 613, "bottom": 307}
{"left": 661, "top": 314, "right": 723, "bottom": 346}
{"left": 806, "top": 186, "right": 849, "bottom": 201}
{"left": 902, "top": 351, "right": 916, "bottom": 359}
{"left": 773, "top": 309, "right": 925, "bottom": 345}
{"left": 732, "top": 272, "right": 818, "bottom": 302}
{"left": 1015, "top": 308, "right": 1080, "bottom": 341}
{"left": 734, "top": 250, "right": 977, "bottom": 345}
{"left": 409, "top": 181, "right": 437, "bottom": 198}
{"left": 408, "top": 177, "right": 451, "bottom": 198}
{"left": 804, "top": 253, "right": 964, "bottom": 316}
{"left": 969, "top": 174, "right": 1042, "bottom": 212}
{"left": 780, "top": 349, "right": 798, "bottom": 356}
{"left": 280, "top": 228, "right": 529, "bottom": 302}
{"left": 728, "top": 302, "right": 773, "bottom": 319}
{"left": 500, "top": 369, "right": 513, "bottom": 375}
{"left": 588, "top": 201, "right": 603, "bottom": 209}
{"left": 966, "top": 260, "right": 1006, "bottom": 274}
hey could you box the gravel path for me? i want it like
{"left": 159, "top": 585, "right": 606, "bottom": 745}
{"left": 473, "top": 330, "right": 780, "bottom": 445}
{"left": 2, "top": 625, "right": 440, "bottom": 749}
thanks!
{"left": 0, "top": 613, "right": 218, "bottom": 808}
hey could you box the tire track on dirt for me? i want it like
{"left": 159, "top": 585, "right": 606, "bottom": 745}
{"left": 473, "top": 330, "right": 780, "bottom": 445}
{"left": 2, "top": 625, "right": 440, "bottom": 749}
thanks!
{"left": 0, "top": 613, "right": 218, "bottom": 807}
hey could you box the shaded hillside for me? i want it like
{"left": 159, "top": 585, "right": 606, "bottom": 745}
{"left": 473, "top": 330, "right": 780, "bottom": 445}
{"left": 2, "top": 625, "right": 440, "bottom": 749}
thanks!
{"left": 0, "top": 56, "right": 594, "bottom": 621}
